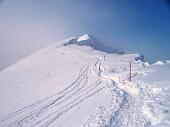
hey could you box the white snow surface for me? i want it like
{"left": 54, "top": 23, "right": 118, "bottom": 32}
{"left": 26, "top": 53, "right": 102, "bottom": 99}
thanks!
{"left": 0, "top": 34, "right": 170, "bottom": 127}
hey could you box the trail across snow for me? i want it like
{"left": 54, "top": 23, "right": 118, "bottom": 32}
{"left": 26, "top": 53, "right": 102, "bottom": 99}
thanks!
{"left": 0, "top": 34, "right": 170, "bottom": 127}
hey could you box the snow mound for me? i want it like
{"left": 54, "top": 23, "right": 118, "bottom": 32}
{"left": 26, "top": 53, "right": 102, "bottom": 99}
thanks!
{"left": 57, "top": 34, "right": 124, "bottom": 54}
{"left": 152, "top": 60, "right": 170, "bottom": 65}
{"left": 77, "top": 34, "right": 91, "bottom": 42}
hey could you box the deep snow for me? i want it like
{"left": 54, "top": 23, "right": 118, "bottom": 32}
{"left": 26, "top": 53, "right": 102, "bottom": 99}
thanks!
{"left": 0, "top": 34, "right": 170, "bottom": 127}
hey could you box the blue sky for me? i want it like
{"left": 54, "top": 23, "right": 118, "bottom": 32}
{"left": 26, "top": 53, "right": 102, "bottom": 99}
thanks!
{"left": 0, "top": 0, "right": 170, "bottom": 68}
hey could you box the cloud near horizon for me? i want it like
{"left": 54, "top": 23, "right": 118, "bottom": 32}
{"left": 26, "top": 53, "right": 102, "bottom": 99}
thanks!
{"left": 0, "top": 0, "right": 170, "bottom": 69}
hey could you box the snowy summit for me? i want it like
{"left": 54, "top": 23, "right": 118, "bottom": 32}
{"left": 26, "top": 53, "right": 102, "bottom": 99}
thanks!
{"left": 0, "top": 34, "right": 170, "bottom": 127}
{"left": 57, "top": 34, "right": 124, "bottom": 54}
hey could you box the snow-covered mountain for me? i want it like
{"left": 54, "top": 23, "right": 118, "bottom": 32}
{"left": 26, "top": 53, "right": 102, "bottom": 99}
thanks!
{"left": 0, "top": 34, "right": 170, "bottom": 127}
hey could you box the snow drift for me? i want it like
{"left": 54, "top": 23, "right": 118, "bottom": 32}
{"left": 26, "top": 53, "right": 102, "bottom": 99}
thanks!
{"left": 0, "top": 34, "right": 170, "bottom": 127}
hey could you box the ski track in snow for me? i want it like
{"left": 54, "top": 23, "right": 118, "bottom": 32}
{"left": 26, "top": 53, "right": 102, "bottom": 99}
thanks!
{"left": 0, "top": 63, "right": 105, "bottom": 127}
{"left": 1, "top": 59, "right": 170, "bottom": 127}
{"left": 1, "top": 43, "right": 170, "bottom": 127}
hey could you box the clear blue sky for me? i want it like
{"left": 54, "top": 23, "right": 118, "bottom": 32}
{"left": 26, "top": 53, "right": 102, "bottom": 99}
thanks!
{"left": 0, "top": 0, "right": 170, "bottom": 68}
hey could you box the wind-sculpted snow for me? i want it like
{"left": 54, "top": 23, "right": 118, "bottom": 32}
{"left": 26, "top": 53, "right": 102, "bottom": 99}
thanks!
{"left": 0, "top": 34, "right": 170, "bottom": 127}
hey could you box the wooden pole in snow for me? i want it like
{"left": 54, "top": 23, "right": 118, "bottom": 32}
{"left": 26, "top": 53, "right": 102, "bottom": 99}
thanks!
{"left": 99, "top": 63, "right": 101, "bottom": 71}
{"left": 129, "top": 62, "right": 132, "bottom": 82}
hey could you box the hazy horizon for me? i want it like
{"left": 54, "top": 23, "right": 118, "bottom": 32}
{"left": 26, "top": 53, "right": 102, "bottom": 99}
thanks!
{"left": 0, "top": 0, "right": 170, "bottom": 69}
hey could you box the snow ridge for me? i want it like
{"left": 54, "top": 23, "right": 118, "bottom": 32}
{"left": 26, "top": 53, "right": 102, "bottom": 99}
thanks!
{"left": 0, "top": 34, "right": 170, "bottom": 127}
{"left": 56, "top": 34, "right": 124, "bottom": 54}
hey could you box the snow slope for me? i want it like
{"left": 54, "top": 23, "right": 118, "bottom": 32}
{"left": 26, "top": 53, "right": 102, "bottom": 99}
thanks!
{"left": 0, "top": 34, "right": 169, "bottom": 127}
